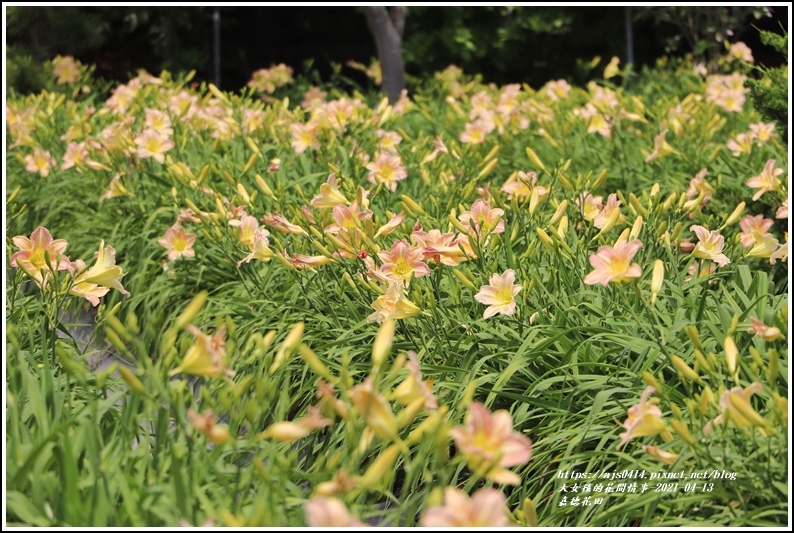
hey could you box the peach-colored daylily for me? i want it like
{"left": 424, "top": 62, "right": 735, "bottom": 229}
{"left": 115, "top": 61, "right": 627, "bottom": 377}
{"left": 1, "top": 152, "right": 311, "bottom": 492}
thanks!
{"left": 411, "top": 228, "right": 469, "bottom": 266}
{"left": 25, "top": 147, "right": 58, "bottom": 177}
{"left": 367, "top": 282, "right": 421, "bottom": 324}
{"left": 80, "top": 240, "right": 130, "bottom": 297}
{"left": 348, "top": 378, "right": 398, "bottom": 441}
{"left": 377, "top": 239, "right": 431, "bottom": 285}
{"left": 310, "top": 173, "right": 348, "bottom": 209}
{"left": 459, "top": 198, "right": 505, "bottom": 235}
{"left": 746, "top": 160, "right": 784, "bottom": 201}
{"left": 228, "top": 215, "right": 259, "bottom": 247}
{"left": 704, "top": 382, "right": 766, "bottom": 435}
{"left": 747, "top": 317, "right": 782, "bottom": 342}
{"left": 739, "top": 214, "right": 774, "bottom": 248}
{"left": 52, "top": 55, "right": 80, "bottom": 84}
{"left": 690, "top": 225, "right": 730, "bottom": 267}
{"left": 134, "top": 128, "right": 174, "bottom": 164}
{"left": 304, "top": 497, "right": 367, "bottom": 528}
{"left": 746, "top": 232, "right": 780, "bottom": 260}
{"left": 726, "top": 132, "right": 755, "bottom": 157}
{"left": 61, "top": 142, "right": 88, "bottom": 171}
{"left": 475, "top": 269, "right": 522, "bottom": 318}
{"left": 324, "top": 202, "right": 372, "bottom": 235}
{"left": 583, "top": 239, "right": 643, "bottom": 286}
{"left": 729, "top": 41, "right": 754, "bottom": 62}
{"left": 365, "top": 152, "right": 408, "bottom": 191}
{"left": 261, "top": 213, "right": 307, "bottom": 235}
{"left": 11, "top": 226, "right": 71, "bottom": 285}
{"left": 749, "top": 122, "right": 775, "bottom": 144}
{"left": 291, "top": 122, "right": 320, "bottom": 154}
{"left": 237, "top": 229, "right": 273, "bottom": 267}
{"left": 98, "top": 174, "right": 131, "bottom": 203}
{"left": 420, "top": 487, "right": 509, "bottom": 527}
{"left": 187, "top": 409, "right": 233, "bottom": 445}
{"left": 169, "top": 324, "right": 232, "bottom": 378}
{"left": 618, "top": 386, "right": 666, "bottom": 449}
{"left": 260, "top": 406, "right": 332, "bottom": 442}
{"left": 642, "top": 445, "right": 679, "bottom": 465}
{"left": 577, "top": 192, "right": 603, "bottom": 222}
{"left": 644, "top": 129, "right": 679, "bottom": 163}
{"left": 388, "top": 351, "right": 438, "bottom": 410}
{"left": 776, "top": 199, "right": 788, "bottom": 219}
{"left": 67, "top": 259, "right": 110, "bottom": 307}
{"left": 593, "top": 193, "right": 624, "bottom": 229}
{"left": 373, "top": 212, "right": 406, "bottom": 239}
{"left": 144, "top": 108, "right": 173, "bottom": 136}
{"left": 158, "top": 224, "right": 197, "bottom": 261}
{"left": 449, "top": 402, "right": 532, "bottom": 485}
{"left": 769, "top": 232, "right": 788, "bottom": 265}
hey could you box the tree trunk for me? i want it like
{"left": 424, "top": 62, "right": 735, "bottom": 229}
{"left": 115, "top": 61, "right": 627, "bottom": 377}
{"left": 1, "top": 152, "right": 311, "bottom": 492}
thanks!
{"left": 362, "top": 6, "right": 405, "bottom": 104}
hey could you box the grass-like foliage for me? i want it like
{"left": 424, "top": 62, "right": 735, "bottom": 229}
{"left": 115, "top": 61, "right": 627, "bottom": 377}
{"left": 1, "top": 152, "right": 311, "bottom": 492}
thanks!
{"left": 5, "top": 46, "right": 789, "bottom": 527}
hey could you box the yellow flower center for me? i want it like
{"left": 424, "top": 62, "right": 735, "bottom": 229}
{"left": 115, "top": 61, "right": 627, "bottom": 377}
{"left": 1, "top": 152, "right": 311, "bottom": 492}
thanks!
{"left": 172, "top": 236, "right": 188, "bottom": 253}
{"left": 495, "top": 287, "right": 513, "bottom": 305}
{"left": 30, "top": 248, "right": 47, "bottom": 268}
{"left": 392, "top": 259, "right": 409, "bottom": 277}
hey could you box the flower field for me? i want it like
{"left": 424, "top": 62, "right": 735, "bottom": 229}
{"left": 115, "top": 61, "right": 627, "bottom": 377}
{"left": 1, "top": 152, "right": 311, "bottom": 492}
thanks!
{"left": 4, "top": 50, "right": 789, "bottom": 527}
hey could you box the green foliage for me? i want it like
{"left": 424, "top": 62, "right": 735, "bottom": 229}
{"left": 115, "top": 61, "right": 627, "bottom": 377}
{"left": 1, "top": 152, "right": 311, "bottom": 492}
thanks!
{"left": 747, "top": 30, "right": 789, "bottom": 140}
{"left": 5, "top": 55, "right": 789, "bottom": 527}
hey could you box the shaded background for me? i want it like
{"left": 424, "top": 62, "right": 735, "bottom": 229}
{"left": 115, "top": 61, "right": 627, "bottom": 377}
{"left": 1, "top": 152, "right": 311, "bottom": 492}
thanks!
{"left": 6, "top": 6, "right": 789, "bottom": 92}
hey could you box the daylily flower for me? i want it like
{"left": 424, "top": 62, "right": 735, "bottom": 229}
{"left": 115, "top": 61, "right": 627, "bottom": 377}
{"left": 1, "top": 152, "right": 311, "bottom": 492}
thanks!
{"left": 61, "top": 142, "right": 89, "bottom": 171}
{"left": 229, "top": 215, "right": 259, "bottom": 246}
{"left": 643, "top": 445, "right": 679, "bottom": 465}
{"left": 746, "top": 232, "right": 779, "bottom": 260}
{"left": 501, "top": 171, "right": 548, "bottom": 199}
{"left": 25, "top": 147, "right": 57, "bottom": 177}
{"left": 367, "top": 282, "right": 422, "bottom": 324}
{"left": 388, "top": 351, "right": 437, "bottom": 409}
{"left": 80, "top": 241, "right": 130, "bottom": 297}
{"left": 545, "top": 79, "right": 572, "bottom": 101}
{"left": 747, "top": 317, "right": 782, "bottom": 342}
{"left": 237, "top": 229, "right": 273, "bottom": 266}
{"left": 729, "top": 41, "right": 754, "bottom": 62}
{"left": 98, "top": 174, "right": 131, "bottom": 203}
{"left": 134, "top": 128, "right": 174, "bottom": 164}
{"left": 746, "top": 160, "right": 784, "bottom": 201}
{"left": 187, "top": 409, "right": 233, "bottom": 445}
{"left": 10, "top": 226, "right": 71, "bottom": 286}
{"left": 291, "top": 122, "right": 320, "bottom": 154}
{"left": 475, "top": 269, "right": 522, "bottom": 318}
{"left": 449, "top": 402, "right": 532, "bottom": 485}
{"left": 348, "top": 378, "right": 398, "bottom": 441}
{"left": 158, "top": 224, "right": 197, "bottom": 261}
{"left": 459, "top": 198, "right": 505, "bottom": 235}
{"left": 459, "top": 118, "right": 493, "bottom": 144}
{"left": 169, "top": 324, "right": 232, "bottom": 378}
{"left": 704, "top": 382, "right": 767, "bottom": 435}
{"left": 749, "top": 122, "right": 775, "bottom": 144}
{"left": 769, "top": 232, "right": 788, "bottom": 265}
{"left": 261, "top": 213, "right": 307, "bottom": 235}
{"left": 644, "top": 130, "right": 680, "bottom": 163}
{"left": 420, "top": 487, "right": 509, "bottom": 527}
{"left": 686, "top": 169, "right": 713, "bottom": 201}
{"left": 373, "top": 212, "right": 405, "bottom": 239}
{"left": 365, "top": 152, "right": 408, "bottom": 191}
{"left": 690, "top": 225, "right": 730, "bottom": 267}
{"left": 144, "top": 108, "right": 174, "bottom": 136}
{"left": 583, "top": 239, "right": 643, "bottom": 286}
{"left": 310, "top": 173, "right": 348, "bottom": 209}
{"left": 377, "top": 239, "right": 431, "bottom": 285}
{"left": 324, "top": 202, "right": 373, "bottom": 235}
{"left": 726, "top": 132, "right": 755, "bottom": 157}
{"left": 593, "top": 193, "right": 624, "bottom": 230}
{"left": 67, "top": 259, "right": 109, "bottom": 306}
{"left": 411, "top": 228, "right": 469, "bottom": 266}
{"left": 739, "top": 214, "right": 774, "bottom": 248}
{"left": 52, "top": 55, "right": 80, "bottom": 84}
{"left": 776, "top": 199, "right": 788, "bottom": 219}
{"left": 260, "top": 406, "right": 332, "bottom": 442}
{"left": 577, "top": 192, "right": 603, "bottom": 222}
{"left": 617, "top": 386, "right": 666, "bottom": 449}
{"left": 304, "top": 497, "right": 367, "bottom": 528}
